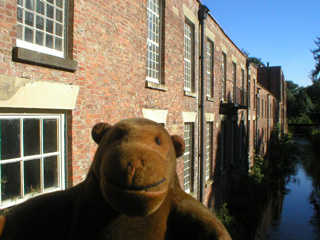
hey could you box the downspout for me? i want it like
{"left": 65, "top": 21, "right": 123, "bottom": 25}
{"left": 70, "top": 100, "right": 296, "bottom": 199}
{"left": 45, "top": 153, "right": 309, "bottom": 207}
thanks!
{"left": 246, "top": 59, "right": 250, "bottom": 172}
{"left": 198, "top": 3, "right": 209, "bottom": 203}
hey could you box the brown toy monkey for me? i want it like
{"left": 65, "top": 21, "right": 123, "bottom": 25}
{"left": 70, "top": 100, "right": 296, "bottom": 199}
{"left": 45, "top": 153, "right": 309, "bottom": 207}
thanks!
{"left": 0, "top": 118, "right": 231, "bottom": 239}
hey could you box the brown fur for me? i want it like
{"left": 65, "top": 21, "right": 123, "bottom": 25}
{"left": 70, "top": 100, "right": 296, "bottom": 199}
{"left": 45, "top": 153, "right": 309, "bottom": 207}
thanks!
{"left": 0, "top": 118, "right": 231, "bottom": 239}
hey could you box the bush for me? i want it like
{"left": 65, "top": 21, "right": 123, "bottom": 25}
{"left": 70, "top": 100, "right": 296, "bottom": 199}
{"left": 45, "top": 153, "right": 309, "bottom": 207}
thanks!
{"left": 310, "top": 128, "right": 320, "bottom": 152}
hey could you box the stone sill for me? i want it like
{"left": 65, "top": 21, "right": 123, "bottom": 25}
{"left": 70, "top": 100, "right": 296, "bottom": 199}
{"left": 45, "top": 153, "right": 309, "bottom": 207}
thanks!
{"left": 12, "top": 47, "right": 78, "bottom": 72}
{"left": 206, "top": 96, "right": 215, "bottom": 102}
{"left": 205, "top": 179, "right": 214, "bottom": 188}
{"left": 145, "top": 81, "right": 168, "bottom": 91}
{"left": 188, "top": 192, "right": 197, "bottom": 199}
{"left": 184, "top": 90, "right": 197, "bottom": 98}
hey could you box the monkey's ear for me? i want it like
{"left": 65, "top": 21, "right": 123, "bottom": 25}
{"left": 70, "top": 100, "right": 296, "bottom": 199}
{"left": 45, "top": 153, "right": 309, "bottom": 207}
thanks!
{"left": 91, "top": 123, "right": 112, "bottom": 144}
{"left": 171, "top": 135, "right": 185, "bottom": 158}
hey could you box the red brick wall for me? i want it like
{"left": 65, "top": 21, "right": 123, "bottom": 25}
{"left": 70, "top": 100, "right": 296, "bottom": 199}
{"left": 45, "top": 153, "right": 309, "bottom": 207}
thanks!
{"left": 0, "top": 0, "right": 286, "bottom": 209}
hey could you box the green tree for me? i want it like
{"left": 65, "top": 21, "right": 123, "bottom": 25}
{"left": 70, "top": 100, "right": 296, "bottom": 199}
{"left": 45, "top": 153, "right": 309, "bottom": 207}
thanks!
{"left": 241, "top": 49, "right": 266, "bottom": 67}
{"left": 249, "top": 57, "right": 265, "bottom": 67}
{"left": 310, "top": 36, "right": 320, "bottom": 83}
{"left": 286, "top": 81, "right": 316, "bottom": 124}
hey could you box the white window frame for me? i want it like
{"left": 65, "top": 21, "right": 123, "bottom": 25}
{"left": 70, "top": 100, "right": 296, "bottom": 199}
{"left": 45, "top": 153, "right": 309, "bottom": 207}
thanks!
{"left": 184, "top": 20, "right": 194, "bottom": 92}
{"left": 0, "top": 114, "right": 65, "bottom": 209}
{"left": 16, "top": 0, "right": 66, "bottom": 58}
{"left": 206, "top": 39, "right": 214, "bottom": 97}
{"left": 146, "top": 0, "right": 161, "bottom": 83}
{"left": 205, "top": 122, "right": 213, "bottom": 181}
{"left": 183, "top": 123, "right": 194, "bottom": 193}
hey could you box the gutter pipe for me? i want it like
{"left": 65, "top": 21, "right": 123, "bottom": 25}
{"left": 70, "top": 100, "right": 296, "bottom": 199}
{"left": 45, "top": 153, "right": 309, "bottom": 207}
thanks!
{"left": 198, "top": 3, "right": 209, "bottom": 203}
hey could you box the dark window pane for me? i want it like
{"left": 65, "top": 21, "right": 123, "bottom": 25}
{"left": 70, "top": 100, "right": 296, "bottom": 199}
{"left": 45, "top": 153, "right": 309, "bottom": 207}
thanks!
{"left": 56, "top": 0, "right": 63, "bottom": 8}
{"left": 18, "top": 0, "right": 23, "bottom": 6}
{"left": 25, "top": 11, "right": 34, "bottom": 27}
{"left": 17, "top": 7, "right": 23, "bottom": 23}
{"left": 36, "top": 31, "right": 44, "bottom": 45}
{"left": 25, "top": 27, "right": 34, "bottom": 43}
{"left": 36, "top": 16, "right": 44, "bottom": 30}
{"left": 55, "top": 37, "right": 62, "bottom": 51}
{"left": 23, "top": 119, "right": 40, "bottom": 156}
{"left": 46, "top": 19, "right": 53, "bottom": 33}
{"left": 44, "top": 156, "right": 58, "bottom": 189}
{"left": 55, "top": 23, "right": 62, "bottom": 36}
{"left": 46, "top": 4, "right": 54, "bottom": 19}
{"left": 45, "top": 34, "right": 53, "bottom": 48}
{"left": 1, "top": 162, "right": 21, "bottom": 201}
{"left": 24, "top": 159, "right": 41, "bottom": 195}
{"left": 25, "top": 0, "right": 34, "bottom": 11}
{"left": 43, "top": 119, "right": 57, "bottom": 153}
{"left": 56, "top": 9, "right": 62, "bottom": 22}
{"left": 47, "top": 0, "right": 54, "bottom": 3}
{"left": 36, "top": 0, "right": 44, "bottom": 15}
{"left": 0, "top": 119, "right": 20, "bottom": 160}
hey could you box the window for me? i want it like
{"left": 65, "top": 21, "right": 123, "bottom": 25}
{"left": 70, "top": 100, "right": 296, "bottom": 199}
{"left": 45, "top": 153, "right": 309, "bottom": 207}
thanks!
{"left": 221, "top": 52, "right": 227, "bottom": 101}
{"left": 183, "top": 123, "right": 194, "bottom": 193}
{"left": 184, "top": 20, "right": 194, "bottom": 92}
{"left": 17, "top": 0, "right": 65, "bottom": 58}
{"left": 146, "top": 0, "right": 161, "bottom": 83}
{"left": 205, "top": 122, "right": 213, "bottom": 181}
{"left": 232, "top": 62, "right": 236, "bottom": 102}
{"left": 220, "top": 121, "right": 226, "bottom": 171}
{"left": 239, "top": 120, "right": 244, "bottom": 159}
{"left": 241, "top": 68, "right": 245, "bottom": 105}
{"left": 231, "top": 121, "right": 235, "bottom": 163}
{"left": 241, "top": 68, "right": 245, "bottom": 90}
{"left": 248, "top": 75, "right": 251, "bottom": 107}
{"left": 0, "top": 114, "right": 65, "bottom": 209}
{"left": 206, "top": 39, "right": 214, "bottom": 97}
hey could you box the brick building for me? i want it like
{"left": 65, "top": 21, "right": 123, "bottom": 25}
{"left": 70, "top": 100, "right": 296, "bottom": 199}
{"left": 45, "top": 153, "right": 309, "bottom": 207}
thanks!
{"left": 0, "top": 0, "right": 287, "bottom": 210}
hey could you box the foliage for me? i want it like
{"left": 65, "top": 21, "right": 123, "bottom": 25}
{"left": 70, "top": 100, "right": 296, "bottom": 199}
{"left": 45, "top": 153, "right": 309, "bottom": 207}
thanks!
{"left": 241, "top": 49, "right": 265, "bottom": 67}
{"left": 310, "top": 36, "right": 320, "bottom": 83}
{"left": 249, "top": 57, "right": 265, "bottom": 67}
{"left": 310, "top": 128, "right": 320, "bottom": 152}
{"left": 219, "top": 132, "right": 299, "bottom": 239}
{"left": 215, "top": 203, "right": 235, "bottom": 230}
{"left": 249, "top": 153, "right": 265, "bottom": 183}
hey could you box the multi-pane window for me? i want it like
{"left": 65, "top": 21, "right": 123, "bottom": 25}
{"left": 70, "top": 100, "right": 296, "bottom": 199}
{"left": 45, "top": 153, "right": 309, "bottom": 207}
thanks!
{"left": 239, "top": 120, "right": 244, "bottom": 159}
{"left": 206, "top": 39, "right": 214, "bottom": 97}
{"left": 248, "top": 75, "right": 251, "bottom": 107}
{"left": 220, "top": 121, "right": 226, "bottom": 171}
{"left": 205, "top": 122, "right": 213, "bottom": 181}
{"left": 0, "top": 114, "right": 65, "bottom": 209}
{"left": 183, "top": 123, "right": 194, "bottom": 193}
{"left": 241, "top": 69, "right": 245, "bottom": 90}
{"left": 184, "top": 20, "right": 194, "bottom": 92}
{"left": 221, "top": 52, "right": 227, "bottom": 101}
{"left": 17, "top": 0, "right": 65, "bottom": 57}
{"left": 232, "top": 62, "right": 236, "bottom": 102}
{"left": 231, "top": 122, "right": 235, "bottom": 163}
{"left": 146, "top": 0, "right": 161, "bottom": 83}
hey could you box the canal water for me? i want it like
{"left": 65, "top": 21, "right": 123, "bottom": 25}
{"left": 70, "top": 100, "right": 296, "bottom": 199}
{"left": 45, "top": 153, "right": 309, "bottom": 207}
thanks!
{"left": 263, "top": 137, "right": 320, "bottom": 240}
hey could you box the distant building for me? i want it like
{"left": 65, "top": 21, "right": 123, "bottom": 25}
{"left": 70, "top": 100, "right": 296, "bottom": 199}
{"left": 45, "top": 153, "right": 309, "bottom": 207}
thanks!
{"left": 0, "top": 0, "right": 286, "bottom": 210}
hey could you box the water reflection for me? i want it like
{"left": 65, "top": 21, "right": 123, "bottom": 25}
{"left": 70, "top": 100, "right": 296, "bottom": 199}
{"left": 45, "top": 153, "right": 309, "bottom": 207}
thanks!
{"left": 263, "top": 137, "right": 320, "bottom": 240}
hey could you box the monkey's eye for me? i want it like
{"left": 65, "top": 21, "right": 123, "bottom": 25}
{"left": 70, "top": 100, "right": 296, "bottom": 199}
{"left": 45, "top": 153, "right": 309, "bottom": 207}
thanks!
{"left": 155, "top": 137, "right": 161, "bottom": 145}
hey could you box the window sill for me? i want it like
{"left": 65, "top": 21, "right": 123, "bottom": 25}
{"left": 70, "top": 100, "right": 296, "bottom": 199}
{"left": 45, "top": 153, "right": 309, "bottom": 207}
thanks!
{"left": 12, "top": 47, "right": 78, "bottom": 72}
{"left": 184, "top": 91, "right": 197, "bottom": 98}
{"left": 187, "top": 192, "right": 197, "bottom": 199}
{"left": 206, "top": 96, "right": 215, "bottom": 102}
{"left": 205, "top": 179, "right": 214, "bottom": 188}
{"left": 145, "top": 81, "right": 168, "bottom": 91}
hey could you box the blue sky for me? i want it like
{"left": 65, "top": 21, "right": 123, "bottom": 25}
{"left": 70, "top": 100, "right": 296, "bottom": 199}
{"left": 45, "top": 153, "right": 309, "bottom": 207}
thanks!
{"left": 201, "top": 0, "right": 320, "bottom": 87}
